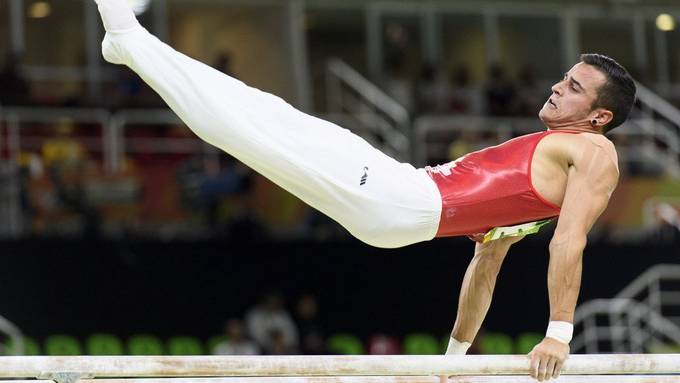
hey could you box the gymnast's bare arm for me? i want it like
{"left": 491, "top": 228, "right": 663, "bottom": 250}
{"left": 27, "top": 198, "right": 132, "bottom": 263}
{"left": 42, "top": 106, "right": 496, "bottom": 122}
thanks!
{"left": 528, "top": 137, "right": 619, "bottom": 381}
{"left": 451, "top": 235, "right": 524, "bottom": 343}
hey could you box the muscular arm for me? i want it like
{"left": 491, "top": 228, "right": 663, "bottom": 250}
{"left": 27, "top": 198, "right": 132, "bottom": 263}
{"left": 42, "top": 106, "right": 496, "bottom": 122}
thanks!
{"left": 451, "top": 236, "right": 521, "bottom": 343}
{"left": 529, "top": 142, "right": 618, "bottom": 381}
{"left": 547, "top": 143, "right": 618, "bottom": 322}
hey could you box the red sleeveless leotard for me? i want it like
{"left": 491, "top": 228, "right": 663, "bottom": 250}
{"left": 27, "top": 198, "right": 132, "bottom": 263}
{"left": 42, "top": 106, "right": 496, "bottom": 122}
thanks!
{"left": 424, "top": 130, "right": 578, "bottom": 237}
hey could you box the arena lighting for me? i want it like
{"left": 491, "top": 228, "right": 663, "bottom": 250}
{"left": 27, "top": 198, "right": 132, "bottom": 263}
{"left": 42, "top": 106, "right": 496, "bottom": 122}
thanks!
{"left": 129, "top": 0, "right": 151, "bottom": 16}
{"left": 656, "top": 13, "right": 675, "bottom": 32}
{"left": 28, "top": 1, "right": 51, "bottom": 19}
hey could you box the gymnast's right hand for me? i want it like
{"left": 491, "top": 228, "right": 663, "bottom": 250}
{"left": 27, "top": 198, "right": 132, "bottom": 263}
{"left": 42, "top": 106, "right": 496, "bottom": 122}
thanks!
{"left": 528, "top": 337, "right": 569, "bottom": 381}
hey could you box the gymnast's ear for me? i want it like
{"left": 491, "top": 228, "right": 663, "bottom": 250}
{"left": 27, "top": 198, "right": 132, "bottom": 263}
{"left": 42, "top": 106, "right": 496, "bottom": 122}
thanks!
{"left": 589, "top": 108, "right": 613, "bottom": 131}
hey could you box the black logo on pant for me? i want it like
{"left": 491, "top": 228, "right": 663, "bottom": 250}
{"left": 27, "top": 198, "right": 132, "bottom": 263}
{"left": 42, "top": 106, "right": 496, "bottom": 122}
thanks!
{"left": 360, "top": 166, "right": 369, "bottom": 186}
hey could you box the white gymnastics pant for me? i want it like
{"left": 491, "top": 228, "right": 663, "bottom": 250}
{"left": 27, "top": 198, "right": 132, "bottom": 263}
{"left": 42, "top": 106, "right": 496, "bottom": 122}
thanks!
{"left": 101, "top": 26, "right": 441, "bottom": 248}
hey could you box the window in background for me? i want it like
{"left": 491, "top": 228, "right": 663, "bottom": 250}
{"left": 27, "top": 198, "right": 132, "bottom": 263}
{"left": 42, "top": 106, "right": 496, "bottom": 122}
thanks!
{"left": 305, "top": 7, "right": 365, "bottom": 113}
{"left": 579, "top": 18, "right": 636, "bottom": 77}
{"left": 167, "top": 1, "right": 293, "bottom": 103}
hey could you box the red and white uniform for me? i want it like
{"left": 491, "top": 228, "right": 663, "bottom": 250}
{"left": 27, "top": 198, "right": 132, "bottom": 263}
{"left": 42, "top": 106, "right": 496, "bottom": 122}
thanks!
{"left": 425, "top": 130, "right": 572, "bottom": 238}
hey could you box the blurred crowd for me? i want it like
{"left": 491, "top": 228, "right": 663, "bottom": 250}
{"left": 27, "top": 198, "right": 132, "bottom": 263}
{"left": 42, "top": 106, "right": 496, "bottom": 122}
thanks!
{"left": 209, "top": 292, "right": 486, "bottom": 356}
{"left": 213, "top": 293, "right": 323, "bottom": 355}
{"left": 380, "top": 53, "right": 545, "bottom": 117}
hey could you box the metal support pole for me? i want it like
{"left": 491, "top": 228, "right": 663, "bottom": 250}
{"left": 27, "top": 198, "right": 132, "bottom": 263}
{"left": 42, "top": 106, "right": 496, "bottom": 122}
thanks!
{"left": 632, "top": 14, "right": 648, "bottom": 79}
{"left": 421, "top": 7, "right": 439, "bottom": 65}
{"left": 84, "top": 0, "right": 103, "bottom": 102}
{"left": 286, "top": 0, "right": 312, "bottom": 112}
{"left": 366, "top": 5, "right": 382, "bottom": 80}
{"left": 9, "top": 0, "right": 25, "bottom": 55}
{"left": 561, "top": 10, "right": 580, "bottom": 71}
{"left": 654, "top": 27, "right": 670, "bottom": 96}
{"left": 483, "top": 8, "right": 499, "bottom": 66}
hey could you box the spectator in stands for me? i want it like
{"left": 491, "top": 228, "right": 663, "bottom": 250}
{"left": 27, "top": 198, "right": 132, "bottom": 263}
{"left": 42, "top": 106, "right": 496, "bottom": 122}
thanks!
{"left": 294, "top": 293, "right": 327, "bottom": 354}
{"left": 416, "top": 63, "right": 450, "bottom": 115}
{"left": 213, "top": 318, "right": 260, "bottom": 355}
{"left": 266, "top": 329, "right": 295, "bottom": 355}
{"left": 0, "top": 53, "right": 30, "bottom": 105}
{"left": 17, "top": 152, "right": 44, "bottom": 233}
{"left": 448, "top": 64, "right": 482, "bottom": 115}
{"left": 245, "top": 293, "right": 299, "bottom": 354}
{"left": 113, "top": 68, "right": 164, "bottom": 108}
{"left": 42, "top": 119, "right": 101, "bottom": 238}
{"left": 516, "top": 64, "right": 544, "bottom": 116}
{"left": 485, "top": 64, "right": 517, "bottom": 116}
{"left": 367, "top": 334, "right": 400, "bottom": 354}
{"left": 383, "top": 52, "right": 416, "bottom": 113}
{"left": 176, "top": 152, "right": 262, "bottom": 238}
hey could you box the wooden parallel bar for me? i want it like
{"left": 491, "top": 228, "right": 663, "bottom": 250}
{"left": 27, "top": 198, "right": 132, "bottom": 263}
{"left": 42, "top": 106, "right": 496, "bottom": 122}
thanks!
{"left": 0, "top": 355, "right": 679, "bottom": 377}
{"left": 2, "top": 376, "right": 680, "bottom": 383}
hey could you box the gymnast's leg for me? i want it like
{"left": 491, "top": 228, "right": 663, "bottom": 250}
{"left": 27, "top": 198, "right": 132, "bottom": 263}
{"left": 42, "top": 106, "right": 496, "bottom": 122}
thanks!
{"left": 94, "top": 0, "right": 441, "bottom": 248}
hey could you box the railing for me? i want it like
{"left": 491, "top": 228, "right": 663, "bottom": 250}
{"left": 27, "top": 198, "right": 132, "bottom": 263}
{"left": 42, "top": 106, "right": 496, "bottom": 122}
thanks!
{"left": 412, "top": 116, "right": 531, "bottom": 166}
{"left": 108, "top": 109, "right": 217, "bottom": 173}
{"left": 636, "top": 81, "right": 680, "bottom": 137}
{"left": 0, "top": 106, "right": 217, "bottom": 238}
{"left": 572, "top": 299, "right": 680, "bottom": 354}
{"left": 616, "top": 264, "right": 680, "bottom": 326}
{"left": 325, "top": 58, "right": 411, "bottom": 162}
{"left": 0, "top": 315, "right": 24, "bottom": 356}
{"left": 572, "top": 264, "right": 680, "bottom": 354}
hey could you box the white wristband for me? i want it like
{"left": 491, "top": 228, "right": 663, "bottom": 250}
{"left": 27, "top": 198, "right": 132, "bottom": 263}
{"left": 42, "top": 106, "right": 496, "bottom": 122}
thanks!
{"left": 546, "top": 321, "right": 573, "bottom": 344}
{"left": 445, "top": 337, "right": 471, "bottom": 355}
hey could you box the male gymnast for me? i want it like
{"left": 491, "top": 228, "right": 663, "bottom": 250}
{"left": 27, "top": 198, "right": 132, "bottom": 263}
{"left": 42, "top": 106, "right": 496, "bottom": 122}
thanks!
{"left": 93, "top": 0, "right": 636, "bottom": 381}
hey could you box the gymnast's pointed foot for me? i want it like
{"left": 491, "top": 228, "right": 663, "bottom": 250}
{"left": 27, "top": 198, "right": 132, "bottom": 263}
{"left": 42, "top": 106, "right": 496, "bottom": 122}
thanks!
{"left": 93, "top": 0, "right": 142, "bottom": 64}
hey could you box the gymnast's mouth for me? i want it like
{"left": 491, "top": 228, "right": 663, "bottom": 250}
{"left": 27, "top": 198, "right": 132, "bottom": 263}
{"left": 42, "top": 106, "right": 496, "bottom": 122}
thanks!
{"left": 548, "top": 98, "right": 557, "bottom": 109}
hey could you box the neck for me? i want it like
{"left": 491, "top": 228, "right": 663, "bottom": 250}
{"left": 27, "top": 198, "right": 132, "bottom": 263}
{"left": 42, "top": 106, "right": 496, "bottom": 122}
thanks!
{"left": 546, "top": 118, "right": 602, "bottom": 134}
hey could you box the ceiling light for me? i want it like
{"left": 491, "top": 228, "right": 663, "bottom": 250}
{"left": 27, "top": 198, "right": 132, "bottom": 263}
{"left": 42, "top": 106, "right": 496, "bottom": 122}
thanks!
{"left": 656, "top": 14, "right": 675, "bottom": 32}
{"left": 28, "top": 1, "right": 51, "bottom": 19}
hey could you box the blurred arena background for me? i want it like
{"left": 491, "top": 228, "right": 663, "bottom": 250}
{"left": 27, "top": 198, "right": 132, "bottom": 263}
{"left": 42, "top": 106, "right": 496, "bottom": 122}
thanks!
{"left": 0, "top": 0, "right": 679, "bottom": 358}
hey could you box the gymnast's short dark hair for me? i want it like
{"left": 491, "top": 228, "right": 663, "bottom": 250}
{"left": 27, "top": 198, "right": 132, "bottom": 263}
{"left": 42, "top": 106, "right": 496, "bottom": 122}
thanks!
{"left": 580, "top": 53, "right": 636, "bottom": 134}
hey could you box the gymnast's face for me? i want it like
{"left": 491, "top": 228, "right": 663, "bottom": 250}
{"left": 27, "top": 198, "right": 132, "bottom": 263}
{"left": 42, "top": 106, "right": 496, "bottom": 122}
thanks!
{"left": 539, "top": 62, "right": 609, "bottom": 130}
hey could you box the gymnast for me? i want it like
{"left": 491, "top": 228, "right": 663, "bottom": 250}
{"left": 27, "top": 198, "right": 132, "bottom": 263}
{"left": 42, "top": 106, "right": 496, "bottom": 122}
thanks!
{"left": 92, "top": 0, "right": 636, "bottom": 380}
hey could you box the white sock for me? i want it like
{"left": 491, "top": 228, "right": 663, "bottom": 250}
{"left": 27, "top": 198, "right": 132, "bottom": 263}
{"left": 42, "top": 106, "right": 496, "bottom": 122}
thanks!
{"left": 445, "top": 337, "right": 471, "bottom": 355}
{"left": 94, "top": 0, "right": 140, "bottom": 33}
